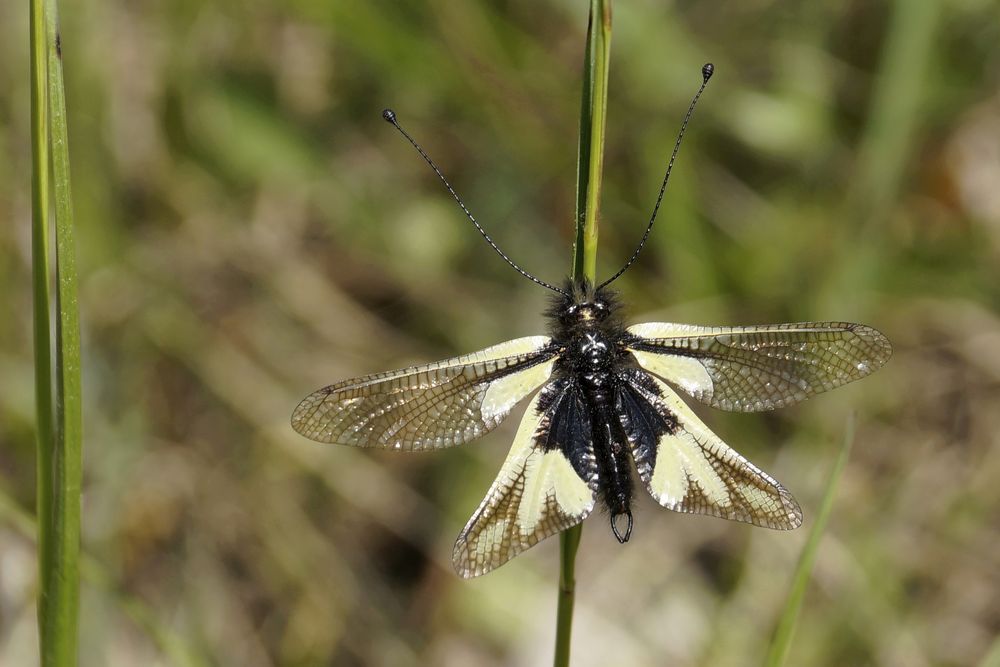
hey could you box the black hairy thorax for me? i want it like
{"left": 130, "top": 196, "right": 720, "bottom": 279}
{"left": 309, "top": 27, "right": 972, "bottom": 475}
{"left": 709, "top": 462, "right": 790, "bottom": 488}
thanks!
{"left": 546, "top": 279, "right": 638, "bottom": 543}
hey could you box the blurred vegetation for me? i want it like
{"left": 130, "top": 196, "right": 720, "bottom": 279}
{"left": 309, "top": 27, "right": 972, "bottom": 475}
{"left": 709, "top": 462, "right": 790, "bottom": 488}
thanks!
{"left": 2, "top": 1, "right": 1000, "bottom": 665}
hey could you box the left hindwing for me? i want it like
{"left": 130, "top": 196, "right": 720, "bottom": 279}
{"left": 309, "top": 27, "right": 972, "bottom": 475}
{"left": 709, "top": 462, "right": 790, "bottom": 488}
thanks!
{"left": 626, "top": 321, "right": 891, "bottom": 412}
{"left": 616, "top": 368, "right": 802, "bottom": 530}
{"left": 453, "top": 379, "right": 598, "bottom": 578}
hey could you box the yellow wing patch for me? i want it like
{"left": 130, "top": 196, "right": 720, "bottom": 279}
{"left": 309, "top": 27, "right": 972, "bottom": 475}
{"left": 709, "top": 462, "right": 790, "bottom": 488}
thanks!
{"left": 291, "top": 336, "right": 554, "bottom": 450}
{"left": 627, "top": 321, "right": 891, "bottom": 412}
{"left": 630, "top": 349, "right": 714, "bottom": 399}
{"left": 631, "top": 375, "right": 802, "bottom": 530}
{"left": 453, "top": 392, "right": 596, "bottom": 578}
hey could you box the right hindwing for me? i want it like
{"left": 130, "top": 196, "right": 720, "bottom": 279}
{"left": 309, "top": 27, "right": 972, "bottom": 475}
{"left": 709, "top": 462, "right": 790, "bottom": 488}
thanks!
{"left": 616, "top": 367, "right": 802, "bottom": 530}
{"left": 291, "top": 336, "right": 557, "bottom": 450}
{"left": 453, "top": 378, "right": 599, "bottom": 578}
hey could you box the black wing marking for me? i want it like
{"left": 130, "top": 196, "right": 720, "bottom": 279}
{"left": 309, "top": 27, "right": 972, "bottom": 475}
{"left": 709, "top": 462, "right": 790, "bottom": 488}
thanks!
{"left": 627, "top": 321, "right": 891, "bottom": 412}
{"left": 453, "top": 379, "right": 598, "bottom": 577}
{"left": 291, "top": 336, "right": 557, "bottom": 450}
{"left": 617, "top": 368, "right": 801, "bottom": 529}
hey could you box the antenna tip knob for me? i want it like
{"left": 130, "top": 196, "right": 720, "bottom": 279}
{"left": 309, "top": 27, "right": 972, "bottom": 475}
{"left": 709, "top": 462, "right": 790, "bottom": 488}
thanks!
{"left": 382, "top": 108, "right": 397, "bottom": 124}
{"left": 702, "top": 63, "right": 714, "bottom": 82}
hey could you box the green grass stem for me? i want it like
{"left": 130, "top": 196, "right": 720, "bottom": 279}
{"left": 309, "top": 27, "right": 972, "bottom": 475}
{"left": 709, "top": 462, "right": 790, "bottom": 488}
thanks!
{"left": 30, "top": 0, "right": 56, "bottom": 655}
{"left": 556, "top": 2, "right": 612, "bottom": 666}
{"left": 31, "top": 0, "right": 83, "bottom": 664}
{"left": 764, "top": 415, "right": 856, "bottom": 667}
{"left": 571, "top": 0, "right": 612, "bottom": 283}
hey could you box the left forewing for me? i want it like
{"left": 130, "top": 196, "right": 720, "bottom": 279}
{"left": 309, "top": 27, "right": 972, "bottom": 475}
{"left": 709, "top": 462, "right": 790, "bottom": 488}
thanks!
{"left": 617, "top": 369, "right": 802, "bottom": 530}
{"left": 291, "top": 336, "right": 556, "bottom": 450}
{"left": 627, "top": 321, "right": 891, "bottom": 411}
{"left": 453, "top": 380, "right": 597, "bottom": 577}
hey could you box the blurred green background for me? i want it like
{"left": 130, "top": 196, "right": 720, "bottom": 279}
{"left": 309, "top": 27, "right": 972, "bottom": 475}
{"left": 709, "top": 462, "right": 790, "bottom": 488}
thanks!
{"left": 3, "top": 1, "right": 1000, "bottom": 665}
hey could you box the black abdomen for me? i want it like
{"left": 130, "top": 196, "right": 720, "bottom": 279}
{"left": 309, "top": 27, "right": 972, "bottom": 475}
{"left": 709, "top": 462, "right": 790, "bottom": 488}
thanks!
{"left": 584, "top": 379, "right": 634, "bottom": 543}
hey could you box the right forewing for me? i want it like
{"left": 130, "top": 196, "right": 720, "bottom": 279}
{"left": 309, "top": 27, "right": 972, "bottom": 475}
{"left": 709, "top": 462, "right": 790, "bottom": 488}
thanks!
{"left": 291, "top": 336, "right": 557, "bottom": 450}
{"left": 627, "top": 321, "right": 891, "bottom": 412}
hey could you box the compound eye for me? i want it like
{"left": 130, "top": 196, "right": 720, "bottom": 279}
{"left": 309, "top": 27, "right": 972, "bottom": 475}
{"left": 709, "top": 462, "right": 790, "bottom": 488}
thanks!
{"left": 595, "top": 301, "right": 608, "bottom": 312}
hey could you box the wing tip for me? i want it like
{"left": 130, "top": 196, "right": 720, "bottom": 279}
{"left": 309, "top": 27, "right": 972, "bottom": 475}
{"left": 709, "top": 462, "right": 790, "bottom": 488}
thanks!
{"left": 754, "top": 477, "right": 803, "bottom": 530}
{"left": 848, "top": 323, "right": 893, "bottom": 369}
{"left": 289, "top": 390, "right": 322, "bottom": 438}
{"left": 776, "top": 487, "right": 804, "bottom": 530}
{"left": 451, "top": 539, "right": 491, "bottom": 579}
{"left": 289, "top": 402, "right": 310, "bottom": 436}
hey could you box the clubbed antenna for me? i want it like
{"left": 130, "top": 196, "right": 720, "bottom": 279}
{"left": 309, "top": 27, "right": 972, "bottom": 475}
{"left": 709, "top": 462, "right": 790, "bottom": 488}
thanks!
{"left": 382, "top": 109, "right": 568, "bottom": 296}
{"left": 598, "top": 63, "right": 715, "bottom": 290}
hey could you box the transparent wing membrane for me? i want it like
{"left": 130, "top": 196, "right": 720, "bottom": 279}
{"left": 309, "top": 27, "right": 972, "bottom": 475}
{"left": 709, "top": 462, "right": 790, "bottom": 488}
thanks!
{"left": 453, "top": 382, "right": 598, "bottom": 577}
{"left": 291, "top": 337, "right": 555, "bottom": 450}
{"left": 618, "top": 369, "right": 802, "bottom": 529}
{"left": 627, "top": 321, "right": 891, "bottom": 412}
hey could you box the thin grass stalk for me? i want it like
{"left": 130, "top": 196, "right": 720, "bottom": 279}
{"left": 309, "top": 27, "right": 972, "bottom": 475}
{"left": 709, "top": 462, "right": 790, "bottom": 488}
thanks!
{"left": 30, "top": 0, "right": 56, "bottom": 655}
{"left": 764, "top": 415, "right": 856, "bottom": 667}
{"left": 571, "top": 0, "right": 612, "bottom": 283}
{"left": 46, "top": 1, "right": 83, "bottom": 663}
{"left": 556, "top": 1, "right": 611, "bottom": 665}
{"left": 31, "top": 0, "right": 83, "bottom": 663}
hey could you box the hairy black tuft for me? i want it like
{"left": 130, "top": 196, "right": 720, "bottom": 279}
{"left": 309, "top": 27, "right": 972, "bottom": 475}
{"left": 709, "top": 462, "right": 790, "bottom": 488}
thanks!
{"left": 545, "top": 277, "right": 625, "bottom": 341}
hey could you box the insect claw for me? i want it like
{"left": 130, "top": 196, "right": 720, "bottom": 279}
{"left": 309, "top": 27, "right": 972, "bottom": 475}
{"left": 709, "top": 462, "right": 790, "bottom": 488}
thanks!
{"left": 611, "top": 510, "right": 633, "bottom": 543}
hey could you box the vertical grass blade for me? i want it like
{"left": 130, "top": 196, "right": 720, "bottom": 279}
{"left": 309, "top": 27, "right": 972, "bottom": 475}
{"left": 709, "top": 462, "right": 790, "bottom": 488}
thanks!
{"left": 31, "top": 0, "right": 84, "bottom": 664}
{"left": 30, "top": 0, "right": 56, "bottom": 655}
{"left": 554, "top": 520, "right": 583, "bottom": 667}
{"left": 47, "top": 0, "right": 83, "bottom": 662}
{"left": 764, "top": 415, "right": 856, "bottom": 667}
{"left": 556, "top": 2, "right": 612, "bottom": 666}
{"left": 571, "top": 0, "right": 612, "bottom": 283}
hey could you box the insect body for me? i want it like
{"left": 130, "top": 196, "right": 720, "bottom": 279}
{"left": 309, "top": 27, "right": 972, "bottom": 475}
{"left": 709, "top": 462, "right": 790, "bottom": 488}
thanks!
{"left": 545, "top": 282, "right": 636, "bottom": 544}
{"left": 291, "top": 64, "right": 891, "bottom": 577}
